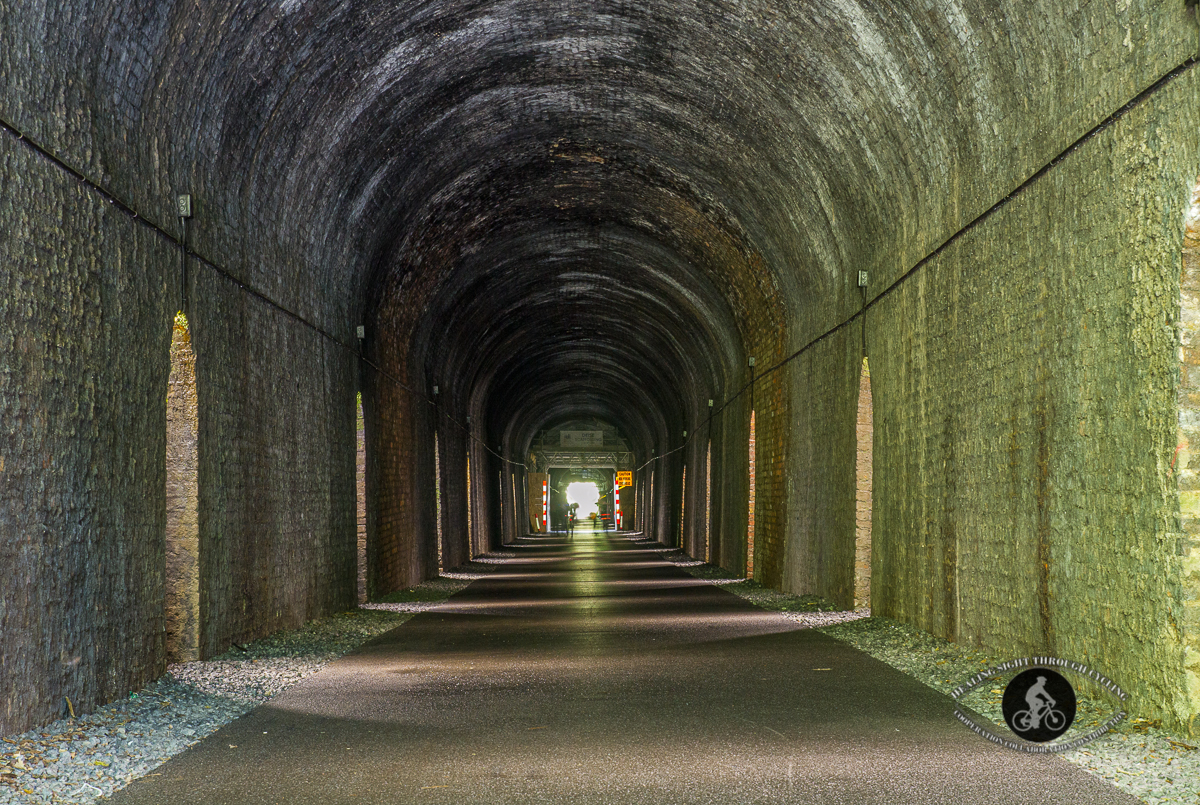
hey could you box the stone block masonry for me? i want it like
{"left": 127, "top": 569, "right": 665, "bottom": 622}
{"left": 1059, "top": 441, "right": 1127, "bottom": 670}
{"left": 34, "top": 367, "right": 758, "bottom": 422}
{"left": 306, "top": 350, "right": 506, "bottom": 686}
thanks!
{"left": 864, "top": 71, "right": 1200, "bottom": 733}
{"left": 0, "top": 133, "right": 176, "bottom": 735}
{"left": 190, "top": 267, "right": 359, "bottom": 659}
{"left": 780, "top": 325, "right": 864, "bottom": 610}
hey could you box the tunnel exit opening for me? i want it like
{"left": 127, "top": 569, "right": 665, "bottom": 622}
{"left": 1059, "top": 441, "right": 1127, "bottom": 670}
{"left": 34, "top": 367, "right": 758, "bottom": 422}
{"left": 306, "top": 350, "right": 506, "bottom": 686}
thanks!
{"left": 566, "top": 482, "right": 600, "bottom": 518}
{"left": 165, "top": 312, "right": 200, "bottom": 663}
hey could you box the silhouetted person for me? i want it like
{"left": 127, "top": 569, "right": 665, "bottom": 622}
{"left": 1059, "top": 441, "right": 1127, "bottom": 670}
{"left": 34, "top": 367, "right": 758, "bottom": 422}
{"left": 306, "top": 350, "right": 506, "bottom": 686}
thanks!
{"left": 1025, "top": 676, "right": 1056, "bottom": 729}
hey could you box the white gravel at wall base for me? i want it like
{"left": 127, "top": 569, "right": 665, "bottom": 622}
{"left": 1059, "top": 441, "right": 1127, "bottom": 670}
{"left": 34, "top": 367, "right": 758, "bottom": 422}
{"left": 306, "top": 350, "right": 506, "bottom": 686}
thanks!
{"left": 3, "top": 553, "right": 1195, "bottom": 805}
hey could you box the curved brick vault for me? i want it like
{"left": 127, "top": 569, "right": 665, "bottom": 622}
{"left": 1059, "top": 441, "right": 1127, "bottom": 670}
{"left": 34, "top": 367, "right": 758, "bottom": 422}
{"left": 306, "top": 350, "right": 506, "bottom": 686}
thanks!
{"left": 2, "top": 1, "right": 1200, "bottom": 737}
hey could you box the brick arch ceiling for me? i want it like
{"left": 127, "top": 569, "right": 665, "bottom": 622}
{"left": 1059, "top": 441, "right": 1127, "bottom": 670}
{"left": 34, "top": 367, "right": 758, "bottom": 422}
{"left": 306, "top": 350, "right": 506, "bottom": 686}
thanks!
{"left": 343, "top": 0, "right": 906, "bottom": 452}
{"left": 34, "top": 1, "right": 1130, "bottom": 455}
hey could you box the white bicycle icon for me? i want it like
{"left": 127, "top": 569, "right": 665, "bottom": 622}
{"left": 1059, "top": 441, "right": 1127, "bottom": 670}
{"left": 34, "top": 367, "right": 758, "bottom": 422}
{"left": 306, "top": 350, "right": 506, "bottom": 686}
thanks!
{"left": 1010, "top": 704, "right": 1067, "bottom": 733}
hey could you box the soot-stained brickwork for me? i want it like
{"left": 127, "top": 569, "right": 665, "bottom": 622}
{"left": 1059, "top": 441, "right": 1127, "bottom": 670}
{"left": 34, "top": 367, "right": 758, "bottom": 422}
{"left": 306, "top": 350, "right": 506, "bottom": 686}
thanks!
{"left": 0, "top": 134, "right": 176, "bottom": 734}
{"left": 191, "top": 268, "right": 359, "bottom": 658}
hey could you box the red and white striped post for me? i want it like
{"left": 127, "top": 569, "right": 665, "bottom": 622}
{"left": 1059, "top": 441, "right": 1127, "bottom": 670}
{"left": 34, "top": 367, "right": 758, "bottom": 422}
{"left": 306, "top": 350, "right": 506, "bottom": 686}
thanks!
{"left": 614, "top": 476, "right": 621, "bottom": 530}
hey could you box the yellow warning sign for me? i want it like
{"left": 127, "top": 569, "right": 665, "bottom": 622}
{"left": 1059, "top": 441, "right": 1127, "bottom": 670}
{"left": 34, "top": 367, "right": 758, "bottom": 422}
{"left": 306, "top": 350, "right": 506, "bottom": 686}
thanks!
{"left": 616, "top": 471, "right": 633, "bottom": 488}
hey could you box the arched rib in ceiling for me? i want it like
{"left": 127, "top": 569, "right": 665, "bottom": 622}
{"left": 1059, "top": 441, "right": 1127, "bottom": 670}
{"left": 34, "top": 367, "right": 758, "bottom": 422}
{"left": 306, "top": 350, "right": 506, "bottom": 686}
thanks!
{"left": 45, "top": 0, "right": 1156, "bottom": 359}
{"left": 187, "top": 0, "right": 1161, "bottom": 466}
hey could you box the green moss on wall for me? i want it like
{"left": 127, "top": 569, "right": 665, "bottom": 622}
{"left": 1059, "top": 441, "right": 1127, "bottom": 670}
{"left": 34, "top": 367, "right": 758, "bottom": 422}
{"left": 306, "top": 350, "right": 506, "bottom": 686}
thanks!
{"left": 864, "top": 72, "right": 1200, "bottom": 734}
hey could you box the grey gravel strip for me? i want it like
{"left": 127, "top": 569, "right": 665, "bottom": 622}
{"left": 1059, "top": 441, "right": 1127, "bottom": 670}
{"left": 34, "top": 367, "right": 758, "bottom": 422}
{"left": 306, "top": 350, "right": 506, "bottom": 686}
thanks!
{"left": 472, "top": 552, "right": 518, "bottom": 563}
{"left": 778, "top": 609, "right": 871, "bottom": 628}
{"left": 661, "top": 548, "right": 1200, "bottom": 805}
{"left": 817, "top": 618, "right": 1200, "bottom": 805}
{"left": 0, "top": 572, "right": 477, "bottom": 805}
{"left": 361, "top": 602, "right": 441, "bottom": 613}
{"left": 7, "top": 548, "right": 1195, "bottom": 805}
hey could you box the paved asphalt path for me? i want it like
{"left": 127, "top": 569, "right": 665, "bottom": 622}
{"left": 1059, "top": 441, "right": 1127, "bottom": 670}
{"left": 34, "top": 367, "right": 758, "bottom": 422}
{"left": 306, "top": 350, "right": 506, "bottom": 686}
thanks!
{"left": 109, "top": 525, "right": 1137, "bottom": 804}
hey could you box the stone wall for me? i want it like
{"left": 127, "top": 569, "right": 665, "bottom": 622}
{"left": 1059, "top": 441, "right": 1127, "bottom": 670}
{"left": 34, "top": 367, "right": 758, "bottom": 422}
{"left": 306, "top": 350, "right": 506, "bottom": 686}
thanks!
{"left": 0, "top": 14, "right": 364, "bottom": 731}
{"left": 779, "top": 325, "right": 863, "bottom": 608}
{"left": 190, "top": 268, "right": 358, "bottom": 658}
{"left": 0, "top": 132, "right": 175, "bottom": 735}
{"left": 863, "top": 71, "right": 1200, "bottom": 732}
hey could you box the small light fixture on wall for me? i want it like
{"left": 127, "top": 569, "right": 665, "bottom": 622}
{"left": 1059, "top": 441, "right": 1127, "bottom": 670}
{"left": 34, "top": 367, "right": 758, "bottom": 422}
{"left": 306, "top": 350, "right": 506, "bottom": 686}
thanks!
{"left": 176, "top": 194, "right": 192, "bottom": 313}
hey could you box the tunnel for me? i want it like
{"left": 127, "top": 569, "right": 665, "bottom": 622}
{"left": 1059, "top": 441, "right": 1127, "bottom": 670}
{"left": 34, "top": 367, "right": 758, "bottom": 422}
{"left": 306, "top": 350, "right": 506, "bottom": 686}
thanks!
{"left": 2, "top": 0, "right": 1200, "bottom": 753}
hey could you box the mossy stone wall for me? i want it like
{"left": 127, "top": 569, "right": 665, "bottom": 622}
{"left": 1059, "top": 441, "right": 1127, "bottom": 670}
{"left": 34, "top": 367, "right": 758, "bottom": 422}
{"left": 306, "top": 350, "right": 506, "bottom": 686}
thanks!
{"left": 864, "top": 72, "right": 1200, "bottom": 734}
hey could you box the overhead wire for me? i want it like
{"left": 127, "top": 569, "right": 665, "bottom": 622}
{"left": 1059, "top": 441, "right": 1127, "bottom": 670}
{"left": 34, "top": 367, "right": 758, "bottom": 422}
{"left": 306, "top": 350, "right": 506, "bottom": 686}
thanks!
{"left": 0, "top": 115, "right": 525, "bottom": 470}
{"left": 635, "top": 52, "right": 1200, "bottom": 475}
{"left": 8, "top": 51, "right": 1196, "bottom": 478}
